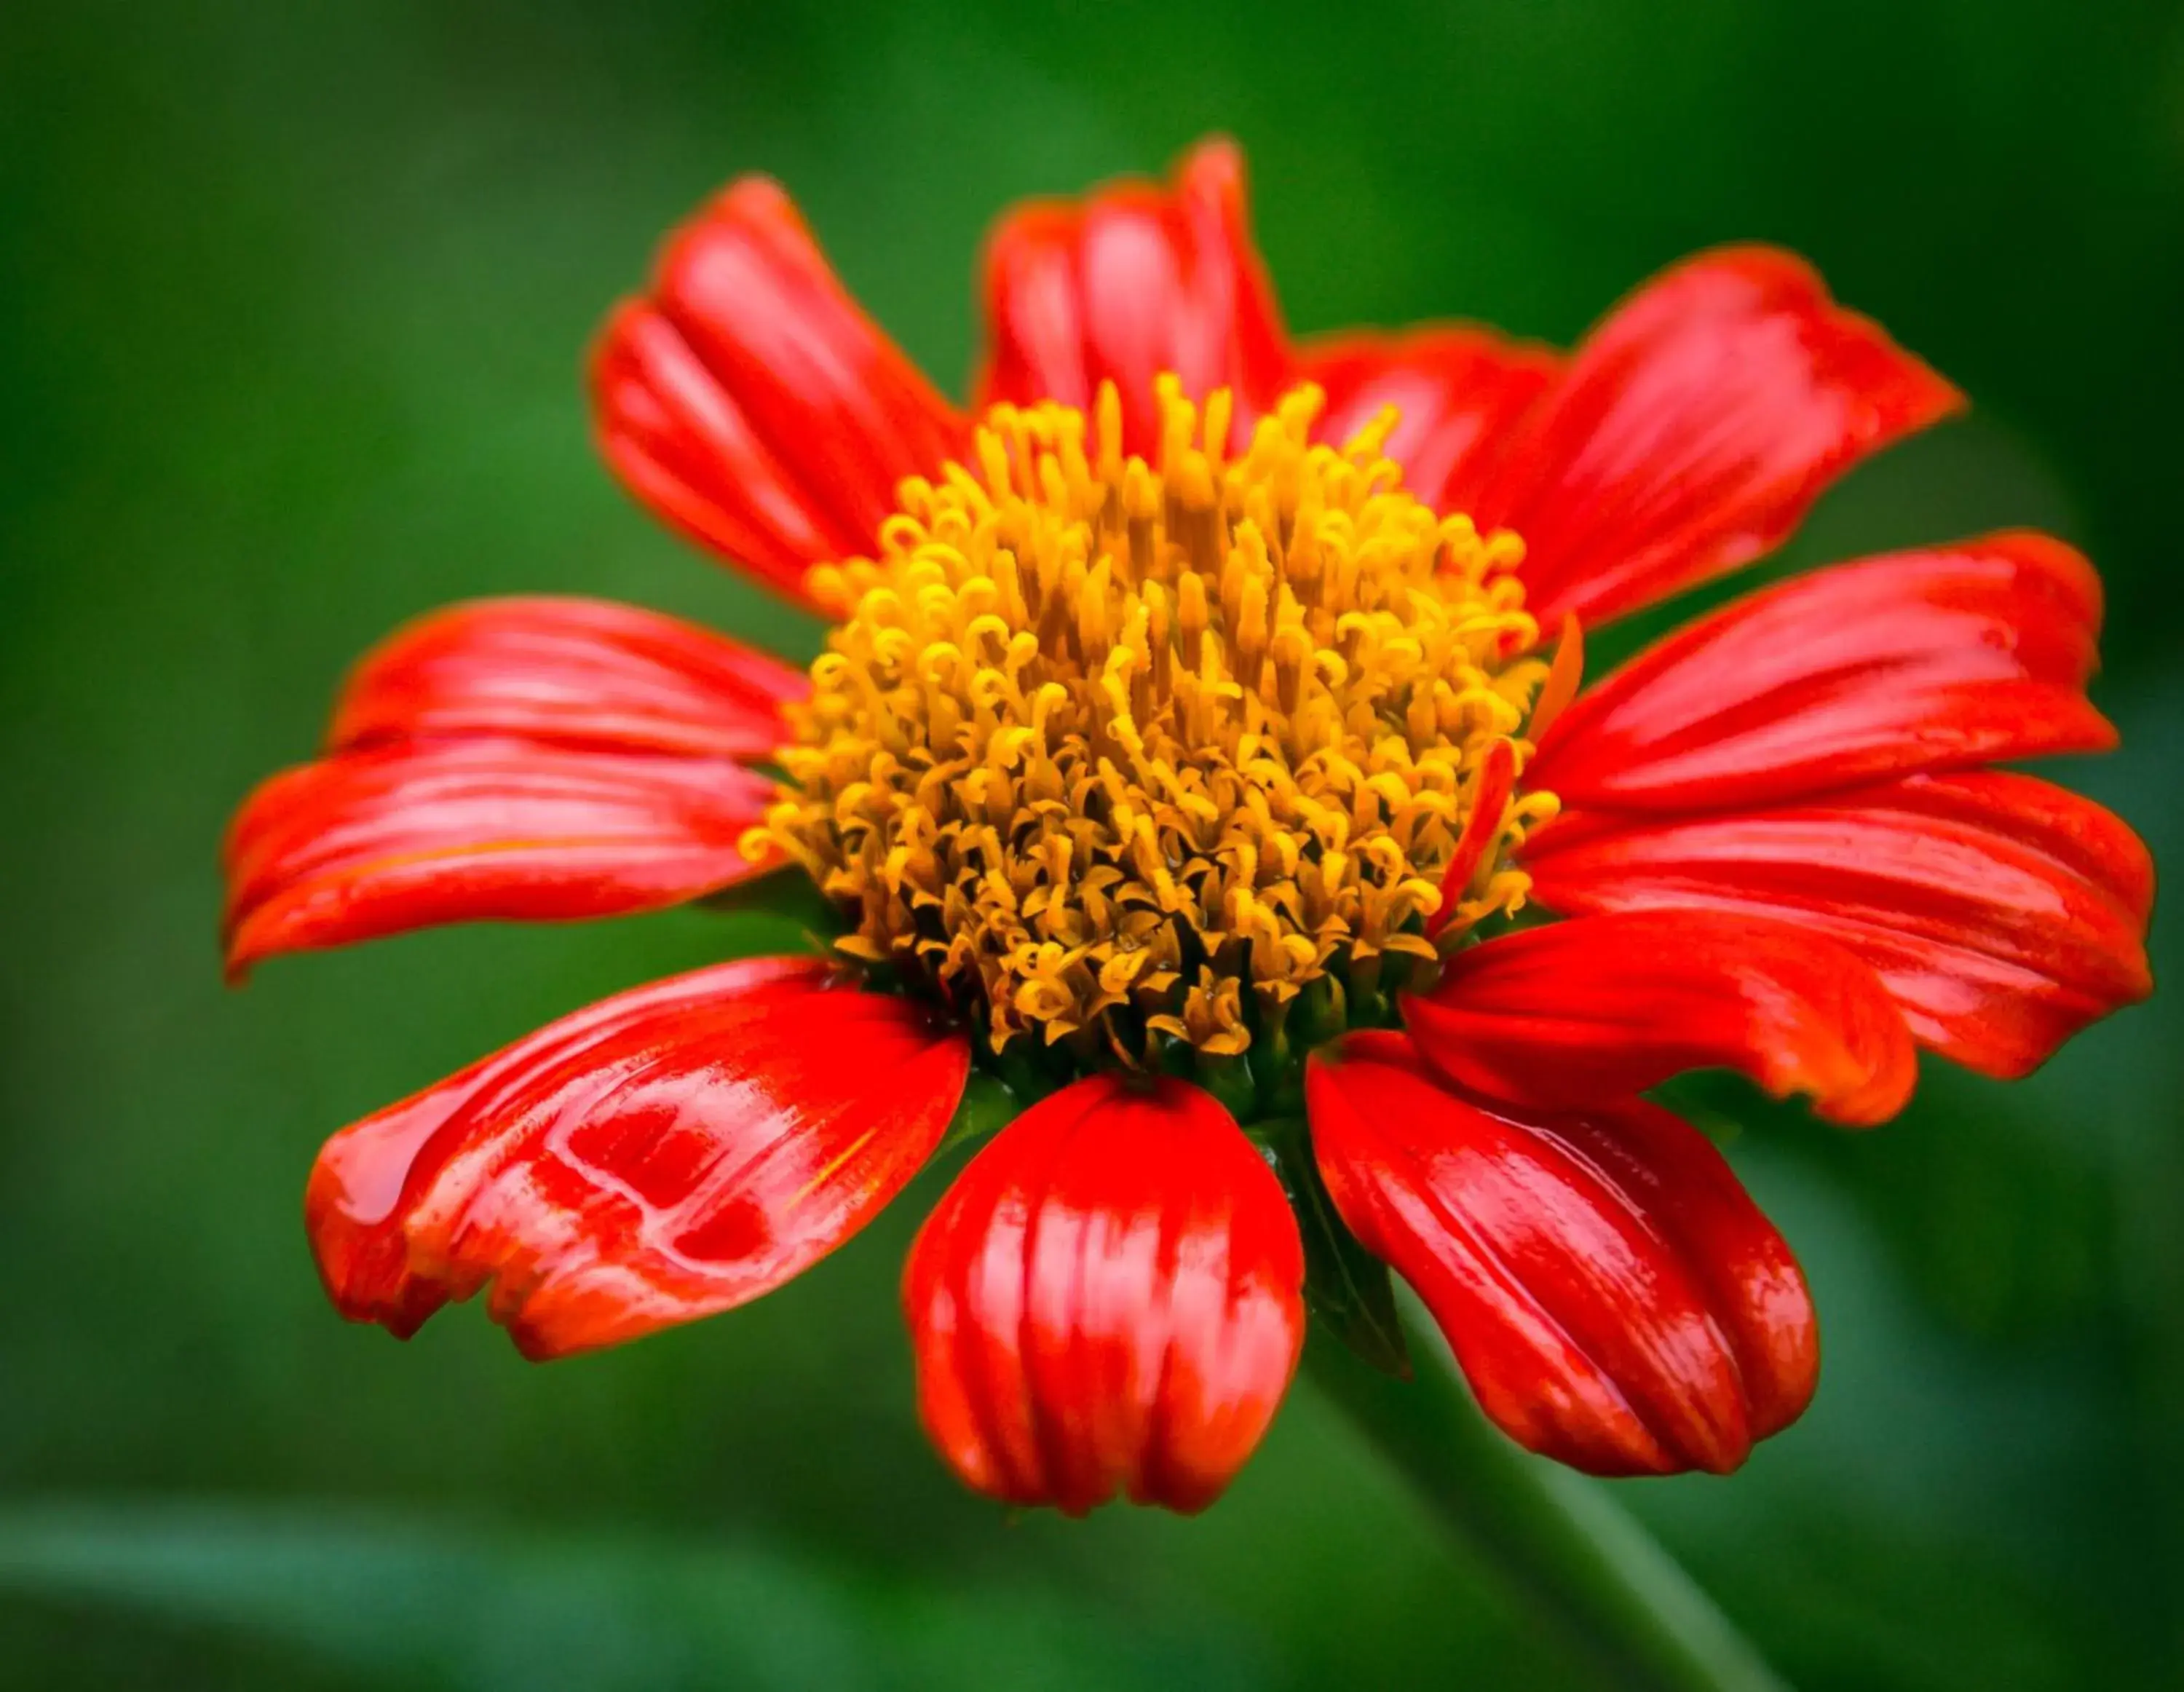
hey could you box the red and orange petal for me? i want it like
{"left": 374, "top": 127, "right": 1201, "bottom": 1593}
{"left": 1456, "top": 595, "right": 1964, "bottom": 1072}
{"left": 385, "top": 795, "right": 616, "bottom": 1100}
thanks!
{"left": 221, "top": 596, "right": 807, "bottom": 976}
{"left": 1428, "top": 735, "right": 1519, "bottom": 938}
{"left": 1307, "top": 1032, "right": 1817, "bottom": 1477}
{"left": 221, "top": 741, "right": 774, "bottom": 977}
{"left": 1527, "top": 771, "right": 2154, "bottom": 1080}
{"left": 1528, "top": 532, "right": 2113, "bottom": 812}
{"left": 1291, "top": 324, "right": 1561, "bottom": 517}
{"left": 1465, "top": 245, "right": 1963, "bottom": 628}
{"left": 591, "top": 177, "right": 968, "bottom": 607}
{"left": 1404, "top": 909, "right": 1917, "bottom": 1128}
{"left": 903, "top": 1073, "right": 1305, "bottom": 1516}
{"left": 308, "top": 956, "right": 970, "bottom": 1359}
{"left": 331, "top": 595, "right": 807, "bottom": 761}
{"left": 975, "top": 138, "right": 1289, "bottom": 458}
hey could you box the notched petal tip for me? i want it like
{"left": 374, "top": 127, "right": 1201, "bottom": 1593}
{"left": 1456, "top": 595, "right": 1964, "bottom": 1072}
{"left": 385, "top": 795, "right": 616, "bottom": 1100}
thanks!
{"left": 591, "top": 173, "right": 965, "bottom": 603}
{"left": 1699, "top": 242, "right": 1969, "bottom": 420}
{"left": 1529, "top": 530, "right": 2119, "bottom": 814}
{"left": 1473, "top": 242, "right": 1964, "bottom": 628}
{"left": 219, "top": 740, "right": 775, "bottom": 973}
{"left": 327, "top": 595, "right": 807, "bottom": 762}
{"left": 975, "top": 135, "right": 1290, "bottom": 454}
{"left": 1404, "top": 909, "right": 1918, "bottom": 1128}
{"left": 305, "top": 957, "right": 970, "bottom": 1358}
{"left": 1527, "top": 770, "right": 2155, "bottom": 1080}
{"left": 1307, "top": 1033, "right": 1818, "bottom": 1476}
{"left": 903, "top": 1072, "right": 1305, "bottom": 1514}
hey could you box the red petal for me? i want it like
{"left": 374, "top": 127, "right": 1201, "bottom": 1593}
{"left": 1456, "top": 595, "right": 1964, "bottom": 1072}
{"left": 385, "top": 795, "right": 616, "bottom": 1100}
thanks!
{"left": 330, "top": 596, "right": 806, "bottom": 760}
{"left": 1307, "top": 1032, "right": 1817, "bottom": 1476}
{"left": 307, "top": 957, "right": 969, "bottom": 1358}
{"left": 1466, "top": 246, "right": 1963, "bottom": 626}
{"left": 975, "top": 138, "right": 1289, "bottom": 456}
{"left": 903, "top": 1073, "right": 1305, "bottom": 1515}
{"left": 222, "top": 740, "right": 771, "bottom": 976}
{"left": 1427, "top": 735, "right": 1519, "bottom": 938}
{"left": 1404, "top": 911, "right": 1916, "bottom": 1126}
{"left": 1526, "top": 772, "right": 2154, "bottom": 1078}
{"left": 1527, "top": 533, "right": 2113, "bottom": 813}
{"left": 1292, "top": 325, "right": 1560, "bottom": 514}
{"left": 1525, "top": 612, "right": 1587, "bottom": 746}
{"left": 592, "top": 178, "right": 967, "bottom": 606}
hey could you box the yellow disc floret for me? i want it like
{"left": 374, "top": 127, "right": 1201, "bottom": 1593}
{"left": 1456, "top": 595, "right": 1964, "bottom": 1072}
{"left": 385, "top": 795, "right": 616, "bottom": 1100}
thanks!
{"left": 752, "top": 377, "right": 1562, "bottom": 1065}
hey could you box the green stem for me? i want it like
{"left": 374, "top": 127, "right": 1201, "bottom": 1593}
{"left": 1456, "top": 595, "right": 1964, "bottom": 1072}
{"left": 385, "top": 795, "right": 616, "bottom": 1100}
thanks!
{"left": 1305, "top": 1314, "right": 1789, "bottom": 1692}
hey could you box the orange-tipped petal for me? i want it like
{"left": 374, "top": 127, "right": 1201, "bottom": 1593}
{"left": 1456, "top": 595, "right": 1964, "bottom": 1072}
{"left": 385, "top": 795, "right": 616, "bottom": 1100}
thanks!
{"left": 223, "top": 596, "right": 802, "bottom": 976}
{"left": 1404, "top": 910, "right": 1918, "bottom": 1127}
{"left": 307, "top": 957, "right": 969, "bottom": 1358}
{"left": 593, "top": 178, "right": 967, "bottom": 606}
{"left": 1427, "top": 736, "right": 1519, "bottom": 939}
{"left": 221, "top": 740, "right": 772, "bottom": 977}
{"left": 1526, "top": 771, "right": 2154, "bottom": 1080}
{"left": 1466, "top": 245, "right": 1963, "bottom": 628}
{"left": 1292, "top": 323, "right": 1561, "bottom": 515}
{"left": 1308, "top": 1032, "right": 1817, "bottom": 1476}
{"left": 975, "top": 138, "right": 1289, "bottom": 455}
{"left": 1525, "top": 612, "right": 1586, "bottom": 745}
{"left": 903, "top": 1072, "right": 1305, "bottom": 1515}
{"left": 1527, "top": 532, "right": 2113, "bottom": 813}
{"left": 330, "top": 595, "right": 806, "bottom": 760}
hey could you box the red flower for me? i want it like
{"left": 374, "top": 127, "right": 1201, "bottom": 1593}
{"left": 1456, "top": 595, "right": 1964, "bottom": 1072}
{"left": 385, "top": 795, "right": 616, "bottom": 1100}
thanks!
{"left": 226, "top": 138, "right": 2151, "bottom": 1510}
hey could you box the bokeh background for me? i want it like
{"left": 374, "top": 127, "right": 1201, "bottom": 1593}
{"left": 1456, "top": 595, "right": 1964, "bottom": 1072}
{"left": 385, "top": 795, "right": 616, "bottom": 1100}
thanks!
{"left": 4, "top": 2, "right": 2181, "bottom": 1687}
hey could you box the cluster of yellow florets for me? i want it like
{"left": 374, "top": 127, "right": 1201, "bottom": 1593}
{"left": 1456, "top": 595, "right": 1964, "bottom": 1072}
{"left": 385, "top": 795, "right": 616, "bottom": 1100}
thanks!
{"left": 751, "top": 376, "right": 1563, "bottom": 1064}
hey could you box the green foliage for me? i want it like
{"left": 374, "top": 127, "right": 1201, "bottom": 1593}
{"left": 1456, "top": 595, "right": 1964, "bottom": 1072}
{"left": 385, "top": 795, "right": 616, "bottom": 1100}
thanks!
{"left": 0, "top": 1503, "right": 1260, "bottom": 1692}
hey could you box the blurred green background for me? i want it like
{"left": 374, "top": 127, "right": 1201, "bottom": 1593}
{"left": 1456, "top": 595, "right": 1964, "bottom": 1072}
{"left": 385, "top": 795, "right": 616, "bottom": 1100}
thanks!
{"left": 3, "top": 1, "right": 2180, "bottom": 1687}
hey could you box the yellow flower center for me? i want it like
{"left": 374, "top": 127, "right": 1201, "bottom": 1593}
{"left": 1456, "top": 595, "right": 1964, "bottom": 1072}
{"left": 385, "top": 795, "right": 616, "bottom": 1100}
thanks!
{"left": 753, "top": 377, "right": 1562, "bottom": 1078}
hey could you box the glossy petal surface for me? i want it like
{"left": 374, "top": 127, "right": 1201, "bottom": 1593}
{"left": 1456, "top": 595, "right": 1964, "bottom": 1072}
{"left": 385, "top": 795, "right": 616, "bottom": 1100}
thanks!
{"left": 1527, "top": 772, "right": 2154, "bottom": 1078}
{"left": 1308, "top": 1033, "right": 1816, "bottom": 1476}
{"left": 1466, "top": 246, "right": 1962, "bottom": 626}
{"left": 1406, "top": 910, "right": 1916, "bottom": 1126}
{"left": 308, "top": 957, "right": 970, "bottom": 1357}
{"left": 1293, "top": 325, "right": 1560, "bottom": 515}
{"left": 1428, "top": 735, "right": 1519, "bottom": 938}
{"left": 1527, "top": 533, "right": 2113, "bottom": 812}
{"left": 331, "top": 596, "right": 807, "bottom": 760}
{"left": 976, "top": 138, "right": 1289, "bottom": 455}
{"left": 223, "top": 741, "right": 772, "bottom": 976}
{"left": 903, "top": 1073, "right": 1305, "bottom": 1515}
{"left": 593, "top": 178, "right": 966, "bottom": 605}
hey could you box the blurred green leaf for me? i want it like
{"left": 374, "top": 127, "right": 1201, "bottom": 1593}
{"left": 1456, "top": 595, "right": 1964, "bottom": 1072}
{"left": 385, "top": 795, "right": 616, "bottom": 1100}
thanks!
{"left": 0, "top": 1501, "right": 1261, "bottom": 1692}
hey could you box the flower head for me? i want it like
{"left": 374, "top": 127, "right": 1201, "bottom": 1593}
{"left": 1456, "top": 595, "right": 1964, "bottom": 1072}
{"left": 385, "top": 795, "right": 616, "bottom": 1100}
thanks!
{"left": 761, "top": 377, "right": 1552, "bottom": 1066}
{"left": 225, "top": 139, "right": 2152, "bottom": 1513}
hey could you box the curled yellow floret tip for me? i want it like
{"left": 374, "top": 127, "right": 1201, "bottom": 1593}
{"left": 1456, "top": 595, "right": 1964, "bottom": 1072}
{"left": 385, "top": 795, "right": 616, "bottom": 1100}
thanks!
{"left": 750, "top": 375, "right": 1564, "bottom": 1065}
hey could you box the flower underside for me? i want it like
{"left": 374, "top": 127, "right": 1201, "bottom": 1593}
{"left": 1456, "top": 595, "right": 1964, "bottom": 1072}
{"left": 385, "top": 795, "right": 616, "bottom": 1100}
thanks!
{"left": 756, "top": 378, "right": 1562, "bottom": 1080}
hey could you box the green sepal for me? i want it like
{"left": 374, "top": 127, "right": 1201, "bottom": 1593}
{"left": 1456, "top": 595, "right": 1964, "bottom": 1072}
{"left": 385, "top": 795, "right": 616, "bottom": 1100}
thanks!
{"left": 1252, "top": 1021, "right": 1306, "bottom": 1120}
{"left": 992, "top": 1040, "right": 1056, "bottom": 1110}
{"left": 1194, "top": 1051, "right": 1261, "bottom": 1123}
{"left": 1251, "top": 1115, "right": 1412, "bottom": 1380}
{"left": 940, "top": 1070, "right": 1023, "bottom": 1155}
{"left": 1149, "top": 1029, "right": 1197, "bottom": 1079}
{"left": 1289, "top": 973, "right": 1348, "bottom": 1049}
